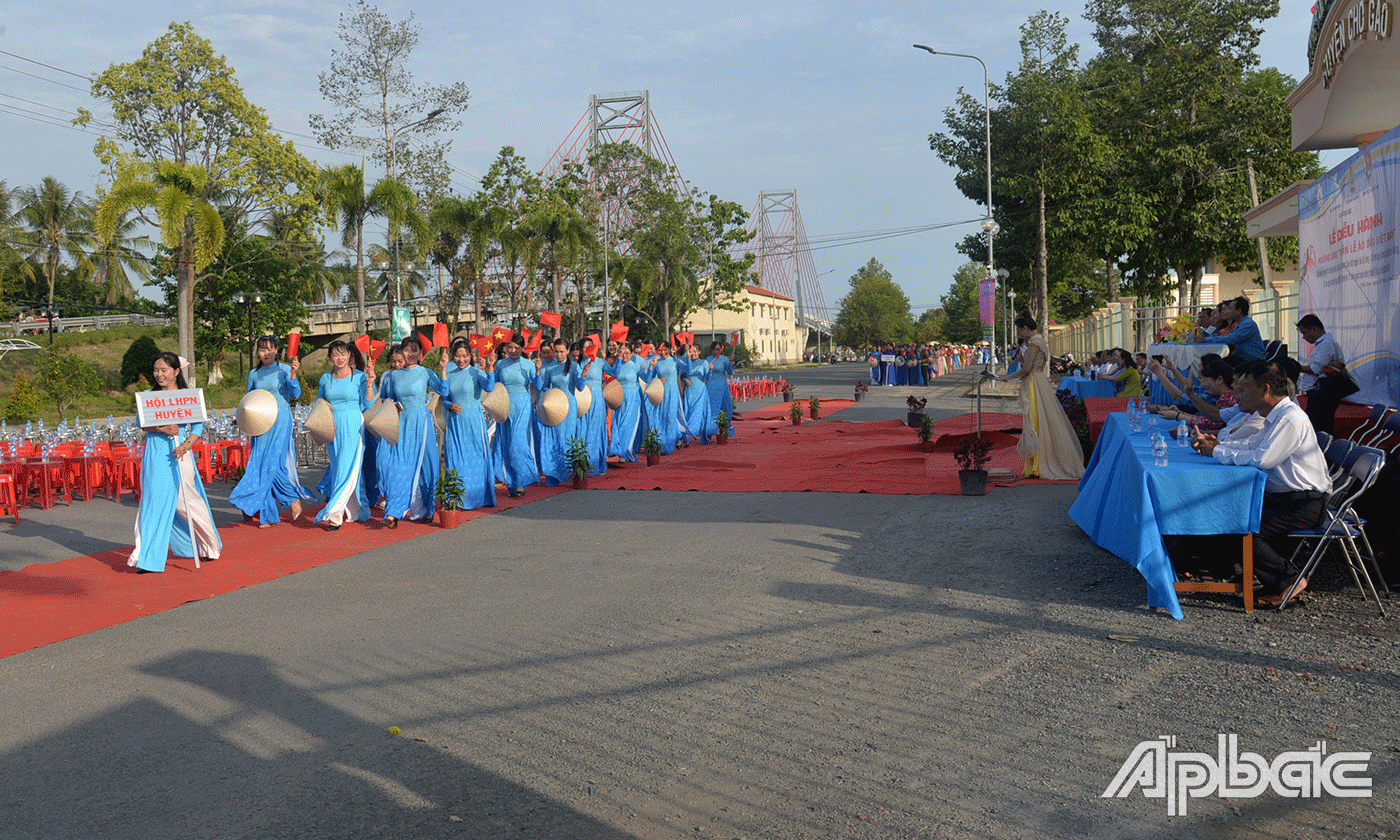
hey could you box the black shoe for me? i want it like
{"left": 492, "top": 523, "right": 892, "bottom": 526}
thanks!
{"left": 325, "top": 524, "right": 340, "bottom": 531}
{"left": 384, "top": 517, "right": 398, "bottom": 529}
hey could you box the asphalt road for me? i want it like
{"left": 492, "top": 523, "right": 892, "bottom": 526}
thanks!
{"left": 1, "top": 364, "right": 1395, "bottom": 840}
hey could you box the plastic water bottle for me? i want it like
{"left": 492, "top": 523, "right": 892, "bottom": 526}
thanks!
{"left": 1177, "top": 419, "right": 1190, "bottom": 447}
{"left": 1129, "top": 398, "right": 1142, "bottom": 432}
{"left": 1147, "top": 411, "right": 1158, "bottom": 434}
{"left": 1153, "top": 433, "right": 1169, "bottom": 467}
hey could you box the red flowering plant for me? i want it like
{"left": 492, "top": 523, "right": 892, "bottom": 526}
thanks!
{"left": 953, "top": 436, "right": 993, "bottom": 471}
{"left": 906, "top": 395, "right": 927, "bottom": 412}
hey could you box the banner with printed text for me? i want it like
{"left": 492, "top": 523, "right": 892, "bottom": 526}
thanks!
{"left": 1298, "top": 120, "right": 1400, "bottom": 407}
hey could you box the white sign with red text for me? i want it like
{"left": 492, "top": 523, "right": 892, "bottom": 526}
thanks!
{"left": 136, "top": 388, "right": 208, "bottom": 428}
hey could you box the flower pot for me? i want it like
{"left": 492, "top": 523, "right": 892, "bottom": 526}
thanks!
{"left": 783, "top": 393, "right": 794, "bottom": 402}
{"left": 854, "top": 392, "right": 865, "bottom": 402}
{"left": 919, "top": 440, "right": 935, "bottom": 452}
{"left": 790, "top": 417, "right": 801, "bottom": 426}
{"left": 571, "top": 474, "right": 589, "bottom": 490}
{"left": 958, "top": 469, "right": 989, "bottom": 496}
{"left": 646, "top": 453, "right": 661, "bottom": 466}
{"left": 716, "top": 432, "right": 729, "bottom": 444}
{"left": 437, "top": 508, "right": 467, "bottom": 528}
{"left": 907, "top": 411, "right": 923, "bottom": 428}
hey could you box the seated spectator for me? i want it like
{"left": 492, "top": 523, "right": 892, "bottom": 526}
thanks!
{"left": 1147, "top": 357, "right": 1236, "bottom": 429}
{"left": 1211, "top": 295, "right": 1266, "bottom": 365}
{"left": 1107, "top": 348, "right": 1142, "bottom": 397}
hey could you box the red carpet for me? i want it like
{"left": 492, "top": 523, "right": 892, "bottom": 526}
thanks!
{"left": 0, "top": 486, "right": 568, "bottom": 658}
{"left": 736, "top": 399, "right": 857, "bottom": 421}
{"left": 3, "top": 408, "right": 1067, "bottom": 658}
{"left": 589, "top": 412, "right": 1066, "bottom": 495}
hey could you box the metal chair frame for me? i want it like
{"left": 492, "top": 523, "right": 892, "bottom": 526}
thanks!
{"left": 1280, "top": 446, "right": 1389, "bottom": 615}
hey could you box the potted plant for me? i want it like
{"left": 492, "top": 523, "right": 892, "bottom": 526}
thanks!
{"left": 808, "top": 395, "right": 821, "bottom": 420}
{"left": 435, "top": 467, "right": 468, "bottom": 527}
{"left": 953, "top": 436, "right": 994, "bottom": 496}
{"left": 789, "top": 399, "right": 804, "bottom": 426}
{"left": 782, "top": 383, "right": 795, "bottom": 402}
{"left": 906, "top": 395, "right": 928, "bottom": 428}
{"left": 642, "top": 428, "right": 663, "bottom": 465}
{"left": 715, "top": 411, "right": 731, "bottom": 443}
{"left": 566, "top": 436, "right": 590, "bottom": 489}
{"left": 916, "top": 413, "right": 935, "bottom": 451}
{"left": 854, "top": 381, "right": 868, "bottom": 402}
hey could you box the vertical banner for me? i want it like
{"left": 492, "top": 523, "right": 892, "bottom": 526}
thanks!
{"left": 1298, "top": 122, "right": 1400, "bottom": 407}
{"left": 978, "top": 275, "right": 997, "bottom": 326}
{"left": 391, "top": 307, "right": 411, "bottom": 343}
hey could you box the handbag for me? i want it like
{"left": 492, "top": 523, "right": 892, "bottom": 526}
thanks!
{"left": 1317, "top": 364, "right": 1361, "bottom": 399}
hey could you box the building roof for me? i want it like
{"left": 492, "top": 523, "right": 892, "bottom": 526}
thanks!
{"left": 744, "top": 284, "right": 794, "bottom": 302}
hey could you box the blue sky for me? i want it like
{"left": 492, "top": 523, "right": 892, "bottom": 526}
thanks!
{"left": 0, "top": 1, "right": 1334, "bottom": 318}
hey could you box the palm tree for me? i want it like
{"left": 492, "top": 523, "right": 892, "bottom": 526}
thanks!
{"left": 0, "top": 181, "right": 36, "bottom": 312}
{"left": 521, "top": 200, "right": 592, "bottom": 319}
{"left": 429, "top": 195, "right": 506, "bottom": 333}
{"left": 316, "top": 164, "right": 425, "bottom": 334}
{"left": 17, "top": 176, "right": 96, "bottom": 316}
{"left": 90, "top": 206, "right": 153, "bottom": 306}
{"left": 96, "top": 161, "right": 227, "bottom": 384}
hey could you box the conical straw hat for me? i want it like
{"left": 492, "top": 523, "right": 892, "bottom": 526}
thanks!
{"left": 236, "top": 389, "right": 278, "bottom": 437}
{"left": 868, "top": 357, "right": 879, "bottom": 367}
{"left": 603, "top": 379, "right": 623, "bottom": 409}
{"left": 428, "top": 393, "right": 446, "bottom": 432}
{"left": 536, "top": 388, "right": 569, "bottom": 427}
{"left": 305, "top": 398, "right": 335, "bottom": 445}
{"left": 574, "top": 385, "right": 592, "bottom": 417}
{"left": 644, "top": 377, "right": 664, "bottom": 407}
{"left": 481, "top": 385, "right": 510, "bottom": 423}
{"left": 365, "top": 399, "right": 400, "bottom": 445}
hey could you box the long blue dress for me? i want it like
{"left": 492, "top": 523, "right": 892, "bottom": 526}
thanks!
{"left": 678, "top": 357, "right": 713, "bottom": 443}
{"left": 707, "top": 352, "right": 736, "bottom": 431}
{"left": 443, "top": 365, "right": 498, "bottom": 509}
{"left": 579, "top": 358, "right": 608, "bottom": 475}
{"left": 379, "top": 364, "right": 448, "bottom": 520}
{"left": 536, "top": 361, "right": 583, "bottom": 486}
{"left": 645, "top": 355, "right": 682, "bottom": 453}
{"left": 128, "top": 416, "right": 222, "bottom": 572}
{"left": 494, "top": 356, "right": 539, "bottom": 493}
{"left": 602, "top": 356, "right": 649, "bottom": 461}
{"left": 314, "top": 370, "right": 373, "bottom": 526}
{"left": 230, "top": 363, "right": 312, "bottom": 524}
{"left": 372, "top": 371, "right": 394, "bottom": 504}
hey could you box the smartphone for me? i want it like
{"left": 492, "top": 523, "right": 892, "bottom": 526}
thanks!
{"left": 1151, "top": 355, "right": 1165, "bottom": 363}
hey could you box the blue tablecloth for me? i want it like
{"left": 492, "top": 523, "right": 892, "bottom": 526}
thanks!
{"left": 1068, "top": 413, "right": 1266, "bottom": 619}
{"left": 1059, "top": 376, "right": 1117, "bottom": 399}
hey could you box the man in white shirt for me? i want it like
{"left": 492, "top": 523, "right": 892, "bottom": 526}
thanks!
{"left": 1193, "top": 361, "right": 1330, "bottom": 605}
{"left": 1296, "top": 313, "right": 1349, "bottom": 435}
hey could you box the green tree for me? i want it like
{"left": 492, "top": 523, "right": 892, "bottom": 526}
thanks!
{"left": 16, "top": 177, "right": 96, "bottom": 318}
{"left": 309, "top": 0, "right": 471, "bottom": 199}
{"left": 120, "top": 335, "right": 161, "bottom": 388}
{"left": 36, "top": 352, "right": 104, "bottom": 420}
{"left": 80, "top": 21, "right": 320, "bottom": 383}
{"left": 4, "top": 373, "right": 41, "bottom": 423}
{"left": 428, "top": 194, "right": 507, "bottom": 335}
{"left": 91, "top": 205, "right": 153, "bottom": 306}
{"left": 317, "top": 163, "right": 423, "bottom": 332}
{"left": 932, "top": 262, "right": 992, "bottom": 345}
{"left": 832, "top": 258, "right": 913, "bottom": 348}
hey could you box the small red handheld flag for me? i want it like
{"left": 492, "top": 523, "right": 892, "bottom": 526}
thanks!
{"left": 368, "top": 340, "right": 386, "bottom": 367}
{"left": 354, "top": 334, "right": 371, "bottom": 358}
{"left": 540, "top": 311, "right": 561, "bottom": 330}
{"left": 286, "top": 331, "right": 301, "bottom": 358}
{"left": 433, "top": 322, "right": 449, "bottom": 352}
{"left": 418, "top": 330, "right": 434, "bottom": 354}
{"left": 609, "top": 321, "right": 629, "bottom": 343}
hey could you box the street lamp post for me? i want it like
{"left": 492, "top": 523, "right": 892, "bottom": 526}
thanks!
{"left": 1006, "top": 289, "right": 1018, "bottom": 367}
{"left": 914, "top": 44, "right": 997, "bottom": 371}
{"left": 233, "top": 291, "right": 263, "bottom": 378}
{"left": 40, "top": 306, "right": 59, "bottom": 348}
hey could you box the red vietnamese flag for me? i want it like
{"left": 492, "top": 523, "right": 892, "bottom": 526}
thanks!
{"left": 419, "top": 330, "right": 435, "bottom": 355}
{"left": 539, "top": 311, "right": 562, "bottom": 330}
{"left": 519, "top": 327, "right": 533, "bottom": 348}
{"left": 584, "top": 343, "right": 598, "bottom": 360}
{"left": 608, "top": 320, "right": 628, "bottom": 343}
{"left": 492, "top": 327, "right": 513, "bottom": 344}
{"left": 730, "top": 332, "right": 739, "bottom": 346}
{"left": 525, "top": 331, "right": 543, "bottom": 353}
{"left": 286, "top": 331, "right": 301, "bottom": 358}
{"left": 368, "top": 340, "right": 386, "bottom": 367}
{"left": 468, "top": 334, "right": 482, "bottom": 352}
{"left": 433, "top": 322, "right": 449, "bottom": 353}
{"left": 354, "top": 334, "right": 371, "bottom": 358}
{"left": 586, "top": 332, "right": 602, "bottom": 351}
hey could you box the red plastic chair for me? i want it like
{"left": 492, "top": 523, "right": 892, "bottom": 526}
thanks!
{"left": 114, "top": 453, "right": 143, "bottom": 502}
{"left": 0, "top": 473, "right": 18, "bottom": 524}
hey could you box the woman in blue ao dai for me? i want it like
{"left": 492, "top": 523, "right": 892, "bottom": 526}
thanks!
{"left": 493, "top": 339, "right": 539, "bottom": 497}
{"left": 601, "top": 342, "right": 650, "bottom": 462}
{"left": 677, "top": 342, "right": 712, "bottom": 444}
{"left": 378, "top": 336, "right": 449, "bottom": 526}
{"left": 229, "top": 336, "right": 313, "bottom": 527}
{"left": 534, "top": 341, "right": 586, "bottom": 486}
{"left": 129, "top": 353, "right": 222, "bottom": 572}
{"left": 572, "top": 339, "right": 608, "bottom": 475}
{"left": 707, "top": 343, "right": 736, "bottom": 434}
{"left": 314, "top": 340, "right": 376, "bottom": 529}
{"left": 645, "top": 342, "right": 682, "bottom": 453}
{"left": 442, "top": 338, "right": 499, "bottom": 509}
{"left": 370, "top": 346, "right": 404, "bottom": 506}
